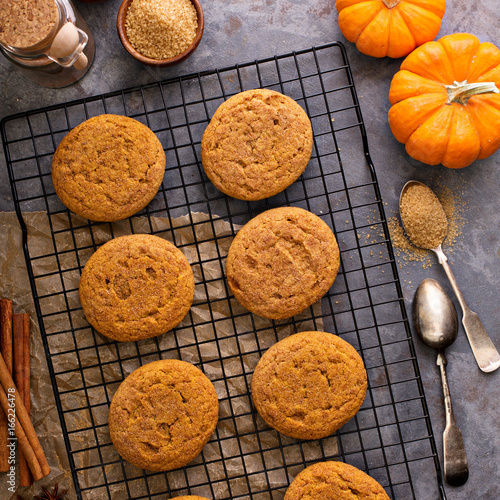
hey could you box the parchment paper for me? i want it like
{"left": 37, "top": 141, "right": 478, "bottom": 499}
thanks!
{"left": 0, "top": 212, "right": 73, "bottom": 499}
{"left": 0, "top": 211, "right": 327, "bottom": 500}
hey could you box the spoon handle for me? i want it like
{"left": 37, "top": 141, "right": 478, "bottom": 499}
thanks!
{"left": 434, "top": 246, "right": 500, "bottom": 373}
{"left": 437, "top": 352, "right": 469, "bottom": 486}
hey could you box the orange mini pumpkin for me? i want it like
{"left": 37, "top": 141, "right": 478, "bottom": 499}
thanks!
{"left": 336, "top": 0, "right": 446, "bottom": 58}
{"left": 388, "top": 33, "right": 500, "bottom": 169}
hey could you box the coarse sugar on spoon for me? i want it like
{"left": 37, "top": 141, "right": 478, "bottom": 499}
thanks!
{"left": 400, "top": 181, "right": 448, "bottom": 250}
{"left": 399, "top": 180, "right": 500, "bottom": 373}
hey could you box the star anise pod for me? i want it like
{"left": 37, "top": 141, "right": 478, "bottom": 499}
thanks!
{"left": 34, "top": 483, "right": 68, "bottom": 500}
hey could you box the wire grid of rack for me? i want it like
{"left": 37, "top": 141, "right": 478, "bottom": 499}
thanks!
{"left": 2, "top": 42, "right": 445, "bottom": 500}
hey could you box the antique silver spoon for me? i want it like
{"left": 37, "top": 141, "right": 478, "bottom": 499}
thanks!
{"left": 413, "top": 278, "right": 469, "bottom": 486}
{"left": 400, "top": 180, "right": 500, "bottom": 373}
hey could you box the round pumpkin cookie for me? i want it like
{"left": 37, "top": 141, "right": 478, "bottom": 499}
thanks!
{"left": 226, "top": 207, "right": 340, "bottom": 319}
{"left": 109, "top": 359, "right": 219, "bottom": 472}
{"left": 172, "top": 497, "right": 211, "bottom": 500}
{"left": 251, "top": 331, "right": 366, "bottom": 440}
{"left": 52, "top": 114, "right": 165, "bottom": 221}
{"left": 201, "top": 88, "right": 313, "bottom": 200}
{"left": 79, "top": 234, "right": 194, "bottom": 342}
{"left": 285, "top": 461, "right": 390, "bottom": 499}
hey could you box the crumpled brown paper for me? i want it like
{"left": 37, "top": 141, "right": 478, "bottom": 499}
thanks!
{"left": 0, "top": 211, "right": 328, "bottom": 499}
{"left": 0, "top": 212, "right": 73, "bottom": 499}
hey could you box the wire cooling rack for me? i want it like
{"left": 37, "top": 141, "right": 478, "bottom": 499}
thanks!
{"left": 2, "top": 42, "right": 446, "bottom": 500}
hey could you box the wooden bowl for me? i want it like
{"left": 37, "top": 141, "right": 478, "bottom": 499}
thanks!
{"left": 116, "top": 0, "right": 204, "bottom": 67}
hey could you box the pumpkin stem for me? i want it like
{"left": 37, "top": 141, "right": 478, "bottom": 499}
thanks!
{"left": 382, "top": 0, "right": 400, "bottom": 7}
{"left": 445, "top": 80, "right": 499, "bottom": 105}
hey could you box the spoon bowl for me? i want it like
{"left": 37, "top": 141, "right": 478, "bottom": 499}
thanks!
{"left": 399, "top": 179, "right": 447, "bottom": 251}
{"left": 413, "top": 278, "right": 458, "bottom": 351}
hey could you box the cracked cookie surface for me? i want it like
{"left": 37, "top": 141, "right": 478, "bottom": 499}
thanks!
{"left": 109, "top": 359, "right": 218, "bottom": 472}
{"left": 285, "top": 461, "right": 390, "bottom": 499}
{"left": 201, "top": 89, "right": 313, "bottom": 201}
{"left": 172, "top": 497, "right": 210, "bottom": 500}
{"left": 251, "top": 331, "right": 367, "bottom": 440}
{"left": 79, "top": 234, "right": 194, "bottom": 342}
{"left": 52, "top": 114, "right": 166, "bottom": 221}
{"left": 226, "top": 207, "right": 340, "bottom": 319}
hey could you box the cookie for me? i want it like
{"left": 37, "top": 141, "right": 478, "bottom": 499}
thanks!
{"left": 226, "top": 207, "right": 340, "bottom": 319}
{"left": 284, "top": 461, "right": 390, "bottom": 500}
{"left": 79, "top": 234, "right": 194, "bottom": 342}
{"left": 201, "top": 89, "right": 313, "bottom": 200}
{"left": 172, "top": 497, "right": 210, "bottom": 500}
{"left": 52, "top": 114, "right": 165, "bottom": 221}
{"left": 108, "top": 359, "right": 219, "bottom": 472}
{"left": 251, "top": 331, "right": 366, "bottom": 440}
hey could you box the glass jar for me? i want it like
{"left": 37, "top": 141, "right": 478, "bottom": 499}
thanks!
{"left": 0, "top": 0, "right": 95, "bottom": 88}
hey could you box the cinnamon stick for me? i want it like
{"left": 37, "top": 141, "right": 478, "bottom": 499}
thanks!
{"left": 14, "top": 313, "right": 32, "bottom": 486}
{"left": 0, "top": 349, "right": 50, "bottom": 481}
{"left": 23, "top": 314, "right": 30, "bottom": 411}
{"left": 0, "top": 383, "right": 44, "bottom": 481}
{"left": 0, "top": 299, "right": 13, "bottom": 472}
{"left": 23, "top": 313, "right": 32, "bottom": 485}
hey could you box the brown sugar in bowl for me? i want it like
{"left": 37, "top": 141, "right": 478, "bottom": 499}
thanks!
{"left": 116, "top": 0, "right": 204, "bottom": 67}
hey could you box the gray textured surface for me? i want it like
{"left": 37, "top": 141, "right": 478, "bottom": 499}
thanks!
{"left": 0, "top": 0, "right": 499, "bottom": 499}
